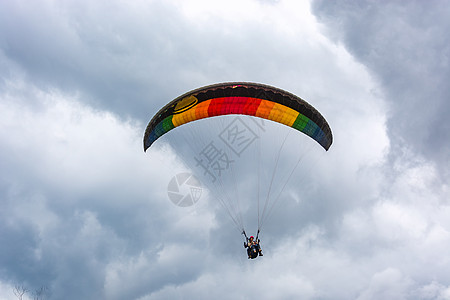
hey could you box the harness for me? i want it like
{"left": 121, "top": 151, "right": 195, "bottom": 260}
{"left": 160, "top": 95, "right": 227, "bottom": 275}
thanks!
{"left": 242, "top": 229, "right": 261, "bottom": 248}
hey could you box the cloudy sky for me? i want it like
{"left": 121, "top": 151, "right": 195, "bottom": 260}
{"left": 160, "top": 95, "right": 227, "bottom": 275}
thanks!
{"left": 1, "top": 0, "right": 449, "bottom": 299}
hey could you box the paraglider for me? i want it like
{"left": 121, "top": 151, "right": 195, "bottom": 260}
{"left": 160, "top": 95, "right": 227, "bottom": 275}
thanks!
{"left": 144, "top": 82, "right": 332, "bottom": 259}
{"left": 243, "top": 231, "right": 263, "bottom": 259}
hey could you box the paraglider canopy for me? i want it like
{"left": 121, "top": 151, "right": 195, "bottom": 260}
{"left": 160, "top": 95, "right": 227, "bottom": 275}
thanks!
{"left": 144, "top": 82, "right": 332, "bottom": 152}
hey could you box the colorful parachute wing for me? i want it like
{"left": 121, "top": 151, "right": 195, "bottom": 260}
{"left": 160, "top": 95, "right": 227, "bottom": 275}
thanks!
{"left": 144, "top": 82, "right": 333, "bottom": 151}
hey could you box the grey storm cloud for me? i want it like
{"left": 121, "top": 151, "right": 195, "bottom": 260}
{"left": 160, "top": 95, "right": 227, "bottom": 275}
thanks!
{"left": 312, "top": 0, "right": 450, "bottom": 174}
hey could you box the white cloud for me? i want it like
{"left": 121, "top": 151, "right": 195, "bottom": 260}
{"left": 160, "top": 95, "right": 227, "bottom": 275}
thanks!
{"left": 356, "top": 268, "right": 412, "bottom": 300}
{"left": 1, "top": 0, "right": 449, "bottom": 299}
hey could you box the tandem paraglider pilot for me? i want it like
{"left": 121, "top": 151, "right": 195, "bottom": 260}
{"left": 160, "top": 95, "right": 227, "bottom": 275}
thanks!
{"left": 244, "top": 236, "right": 263, "bottom": 259}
